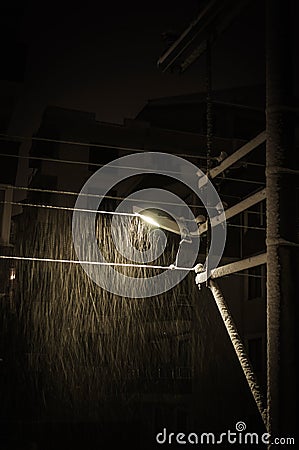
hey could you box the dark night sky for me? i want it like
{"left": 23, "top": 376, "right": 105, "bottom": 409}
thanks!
{"left": 8, "top": 0, "right": 268, "bottom": 135}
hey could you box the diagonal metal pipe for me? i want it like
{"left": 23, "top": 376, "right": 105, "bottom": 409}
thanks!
{"left": 207, "top": 279, "right": 267, "bottom": 427}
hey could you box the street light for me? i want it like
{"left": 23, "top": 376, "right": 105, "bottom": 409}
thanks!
{"left": 137, "top": 214, "right": 160, "bottom": 228}
{"left": 134, "top": 207, "right": 196, "bottom": 237}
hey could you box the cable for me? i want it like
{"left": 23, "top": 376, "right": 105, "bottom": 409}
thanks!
{"left": 0, "top": 149, "right": 206, "bottom": 171}
{"left": 0, "top": 133, "right": 265, "bottom": 167}
{"left": 0, "top": 255, "right": 267, "bottom": 278}
{"left": 227, "top": 223, "right": 265, "bottom": 231}
{"left": 1, "top": 152, "right": 186, "bottom": 177}
{"left": 221, "top": 176, "right": 265, "bottom": 185}
{"left": 0, "top": 201, "right": 138, "bottom": 217}
{"left": 1, "top": 185, "right": 212, "bottom": 210}
{"left": 0, "top": 255, "right": 193, "bottom": 271}
{"left": 0, "top": 150, "right": 265, "bottom": 184}
{"left": 0, "top": 200, "right": 266, "bottom": 231}
{"left": 230, "top": 272, "right": 266, "bottom": 279}
{"left": 1, "top": 183, "right": 243, "bottom": 205}
{"left": 0, "top": 135, "right": 213, "bottom": 166}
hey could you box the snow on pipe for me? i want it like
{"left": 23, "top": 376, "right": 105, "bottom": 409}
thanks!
{"left": 197, "top": 130, "right": 266, "bottom": 188}
{"left": 206, "top": 279, "right": 267, "bottom": 427}
{"left": 197, "top": 188, "right": 267, "bottom": 235}
{"left": 195, "top": 253, "right": 267, "bottom": 284}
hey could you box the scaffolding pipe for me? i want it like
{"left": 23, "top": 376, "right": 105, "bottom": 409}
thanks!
{"left": 197, "top": 131, "right": 266, "bottom": 188}
{"left": 207, "top": 280, "right": 267, "bottom": 427}
{"left": 266, "top": 0, "right": 297, "bottom": 439}
{"left": 195, "top": 253, "right": 267, "bottom": 284}
{"left": 197, "top": 188, "right": 266, "bottom": 234}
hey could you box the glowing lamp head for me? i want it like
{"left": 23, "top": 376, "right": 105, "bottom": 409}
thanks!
{"left": 138, "top": 214, "right": 160, "bottom": 228}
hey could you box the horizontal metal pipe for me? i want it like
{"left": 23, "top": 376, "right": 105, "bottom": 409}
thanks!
{"left": 195, "top": 253, "right": 267, "bottom": 284}
{"left": 197, "top": 188, "right": 266, "bottom": 234}
{"left": 197, "top": 131, "right": 266, "bottom": 188}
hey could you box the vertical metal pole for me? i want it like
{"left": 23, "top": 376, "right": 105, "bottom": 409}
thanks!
{"left": 266, "top": 0, "right": 297, "bottom": 438}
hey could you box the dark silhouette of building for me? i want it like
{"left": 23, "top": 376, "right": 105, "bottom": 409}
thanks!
{"left": 1, "top": 89, "right": 268, "bottom": 448}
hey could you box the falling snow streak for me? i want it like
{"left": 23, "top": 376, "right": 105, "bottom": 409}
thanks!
{"left": 4, "top": 207, "right": 205, "bottom": 422}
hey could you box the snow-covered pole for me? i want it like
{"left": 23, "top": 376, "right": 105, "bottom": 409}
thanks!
{"left": 266, "top": 0, "right": 297, "bottom": 438}
{"left": 196, "top": 274, "right": 267, "bottom": 427}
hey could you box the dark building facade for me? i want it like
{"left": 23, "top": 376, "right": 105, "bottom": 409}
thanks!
{"left": 0, "top": 87, "right": 269, "bottom": 448}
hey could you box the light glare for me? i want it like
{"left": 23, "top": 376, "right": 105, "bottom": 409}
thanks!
{"left": 138, "top": 214, "right": 160, "bottom": 227}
